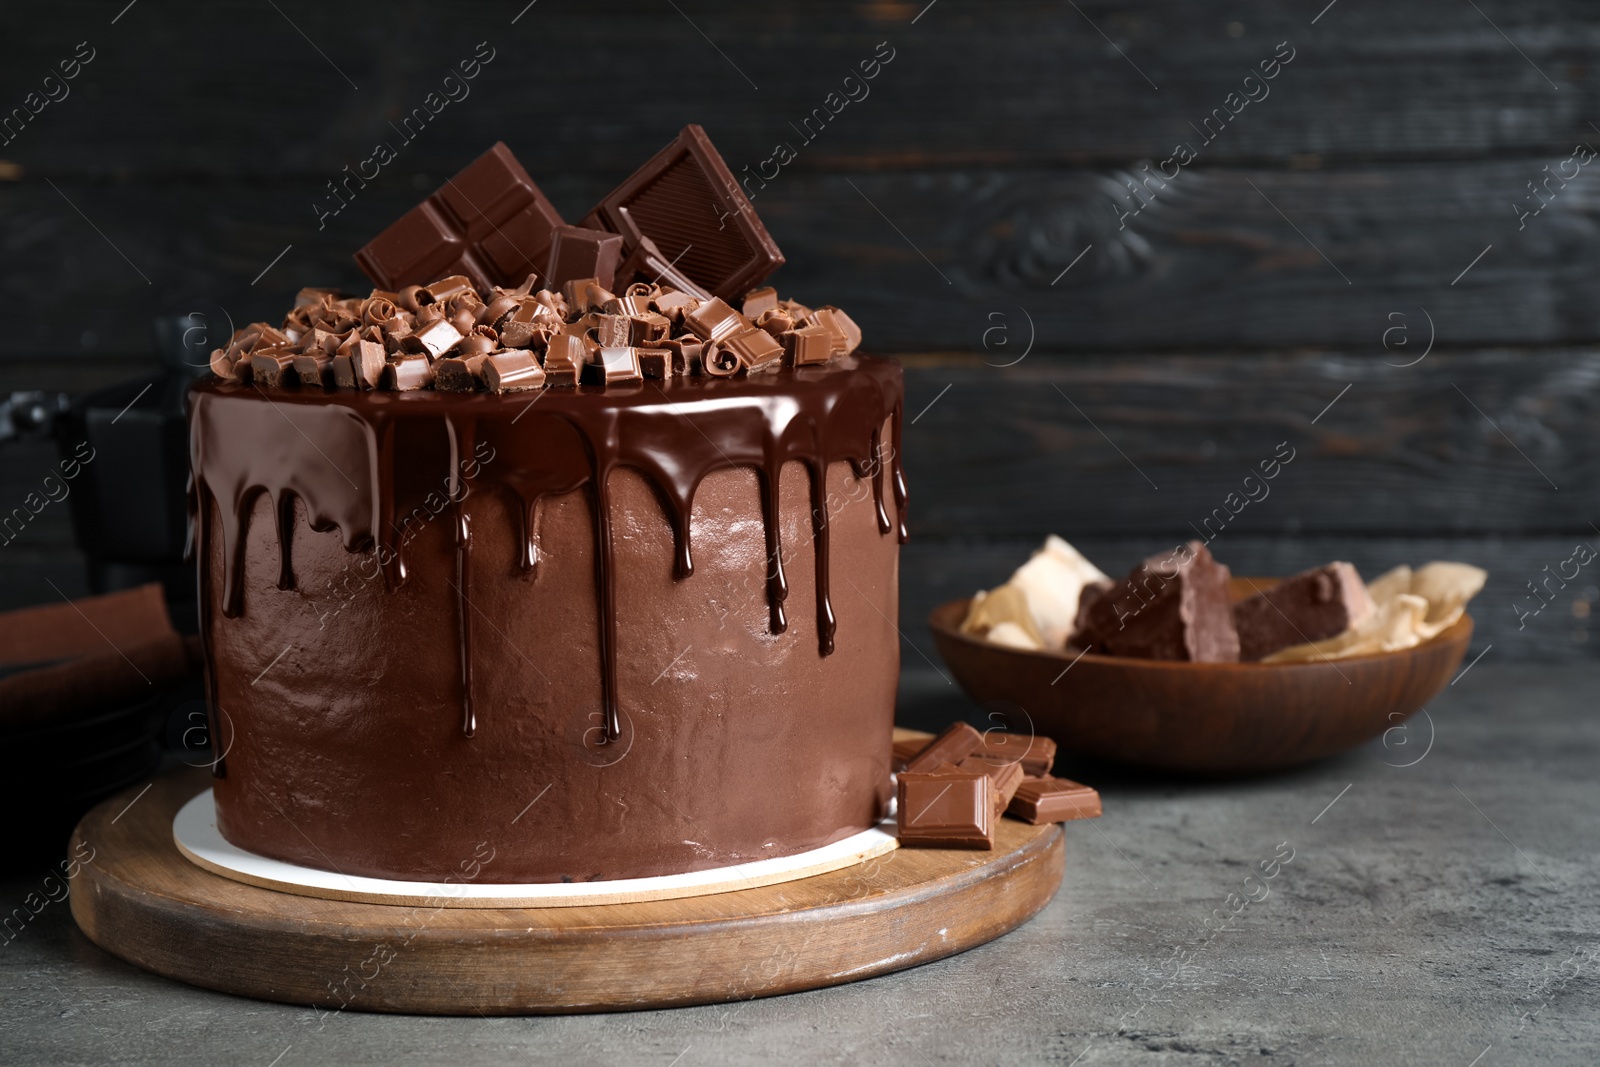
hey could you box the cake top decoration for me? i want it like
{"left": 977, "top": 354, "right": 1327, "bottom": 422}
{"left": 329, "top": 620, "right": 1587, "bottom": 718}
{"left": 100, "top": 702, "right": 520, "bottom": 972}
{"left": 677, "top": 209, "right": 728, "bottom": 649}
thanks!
{"left": 208, "top": 127, "right": 847, "bottom": 394}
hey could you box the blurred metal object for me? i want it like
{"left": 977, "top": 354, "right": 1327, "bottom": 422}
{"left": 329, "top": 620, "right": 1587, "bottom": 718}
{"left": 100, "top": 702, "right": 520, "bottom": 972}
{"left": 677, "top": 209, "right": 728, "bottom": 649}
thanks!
{"left": 0, "top": 390, "right": 70, "bottom": 444}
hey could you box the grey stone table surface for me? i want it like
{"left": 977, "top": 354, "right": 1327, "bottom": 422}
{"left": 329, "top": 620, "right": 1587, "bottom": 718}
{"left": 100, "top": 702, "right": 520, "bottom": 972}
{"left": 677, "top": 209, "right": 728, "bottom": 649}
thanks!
{"left": 3, "top": 662, "right": 1597, "bottom": 1066}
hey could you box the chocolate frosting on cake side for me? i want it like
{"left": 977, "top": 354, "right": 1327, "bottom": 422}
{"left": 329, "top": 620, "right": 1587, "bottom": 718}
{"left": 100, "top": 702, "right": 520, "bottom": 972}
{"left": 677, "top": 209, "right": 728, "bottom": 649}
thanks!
{"left": 188, "top": 356, "right": 906, "bottom": 882}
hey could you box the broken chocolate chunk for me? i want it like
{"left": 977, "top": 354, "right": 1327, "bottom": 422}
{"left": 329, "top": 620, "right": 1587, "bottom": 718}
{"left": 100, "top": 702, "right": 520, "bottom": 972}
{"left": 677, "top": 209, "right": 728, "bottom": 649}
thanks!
{"left": 544, "top": 226, "right": 624, "bottom": 293}
{"left": 382, "top": 355, "right": 434, "bottom": 391}
{"left": 1234, "top": 562, "right": 1375, "bottom": 662}
{"left": 897, "top": 766, "right": 994, "bottom": 849}
{"left": 434, "top": 354, "right": 488, "bottom": 392}
{"left": 583, "top": 346, "right": 643, "bottom": 385}
{"left": 903, "top": 721, "right": 984, "bottom": 774}
{"left": 683, "top": 296, "right": 748, "bottom": 344}
{"left": 782, "top": 323, "right": 833, "bottom": 367}
{"left": 957, "top": 755, "right": 1027, "bottom": 816}
{"left": 483, "top": 351, "right": 546, "bottom": 393}
{"left": 969, "top": 732, "right": 1056, "bottom": 777}
{"left": 722, "top": 326, "right": 783, "bottom": 372}
{"left": 1007, "top": 777, "right": 1102, "bottom": 824}
{"left": 580, "top": 124, "right": 783, "bottom": 303}
{"left": 1073, "top": 541, "right": 1240, "bottom": 662}
{"left": 354, "top": 141, "right": 564, "bottom": 291}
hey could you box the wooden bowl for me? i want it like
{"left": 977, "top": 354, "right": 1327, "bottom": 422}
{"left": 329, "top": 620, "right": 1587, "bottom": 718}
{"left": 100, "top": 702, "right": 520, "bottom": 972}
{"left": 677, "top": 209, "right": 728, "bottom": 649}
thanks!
{"left": 928, "top": 578, "right": 1473, "bottom": 773}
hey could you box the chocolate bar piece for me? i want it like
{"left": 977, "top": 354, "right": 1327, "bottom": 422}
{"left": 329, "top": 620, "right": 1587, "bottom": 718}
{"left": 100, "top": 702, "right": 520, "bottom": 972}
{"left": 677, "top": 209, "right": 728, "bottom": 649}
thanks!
{"left": 583, "top": 346, "right": 642, "bottom": 385}
{"left": 355, "top": 142, "right": 564, "bottom": 291}
{"left": 970, "top": 732, "right": 1056, "bottom": 777}
{"left": 543, "top": 333, "right": 588, "bottom": 387}
{"left": 614, "top": 235, "right": 711, "bottom": 300}
{"left": 1234, "top": 562, "right": 1375, "bottom": 661}
{"left": 891, "top": 736, "right": 929, "bottom": 772}
{"left": 249, "top": 347, "right": 297, "bottom": 387}
{"left": 683, "top": 297, "right": 748, "bottom": 344}
{"left": 403, "top": 318, "right": 464, "bottom": 360}
{"left": 580, "top": 124, "right": 783, "bottom": 303}
{"left": 1074, "top": 541, "right": 1240, "bottom": 662}
{"left": 292, "top": 352, "right": 334, "bottom": 387}
{"left": 1007, "top": 776, "right": 1102, "bottom": 824}
{"left": 722, "top": 326, "right": 783, "bottom": 372}
{"left": 811, "top": 306, "right": 862, "bottom": 356}
{"left": 483, "top": 351, "right": 545, "bottom": 393}
{"left": 742, "top": 287, "right": 779, "bottom": 319}
{"left": 957, "top": 755, "right": 1026, "bottom": 816}
{"left": 544, "top": 226, "right": 624, "bottom": 292}
{"left": 383, "top": 355, "right": 434, "bottom": 391}
{"left": 434, "top": 354, "right": 488, "bottom": 392}
{"left": 897, "top": 766, "right": 994, "bottom": 849}
{"left": 903, "top": 721, "right": 983, "bottom": 774}
{"left": 782, "top": 324, "right": 833, "bottom": 367}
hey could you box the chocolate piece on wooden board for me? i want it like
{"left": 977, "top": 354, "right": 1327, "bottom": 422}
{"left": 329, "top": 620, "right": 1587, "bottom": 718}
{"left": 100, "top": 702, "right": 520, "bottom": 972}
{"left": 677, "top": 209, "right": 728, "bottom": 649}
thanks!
{"left": 781, "top": 324, "right": 833, "bottom": 367}
{"left": 890, "top": 738, "right": 923, "bottom": 773}
{"left": 482, "top": 351, "right": 546, "bottom": 393}
{"left": 722, "top": 326, "right": 783, "bottom": 372}
{"left": 583, "top": 346, "right": 642, "bottom": 385}
{"left": 1234, "top": 562, "right": 1375, "bottom": 661}
{"left": 544, "top": 226, "right": 624, "bottom": 292}
{"left": 613, "top": 235, "right": 711, "bottom": 300}
{"left": 580, "top": 124, "right": 783, "bottom": 302}
{"left": 970, "top": 732, "right": 1056, "bottom": 777}
{"left": 1074, "top": 540, "right": 1240, "bottom": 662}
{"left": 1007, "top": 776, "right": 1102, "bottom": 824}
{"left": 903, "top": 721, "right": 983, "bottom": 774}
{"left": 383, "top": 355, "right": 434, "bottom": 391}
{"left": 957, "top": 756, "right": 1027, "bottom": 816}
{"left": 897, "top": 767, "right": 994, "bottom": 849}
{"left": 354, "top": 142, "right": 563, "bottom": 291}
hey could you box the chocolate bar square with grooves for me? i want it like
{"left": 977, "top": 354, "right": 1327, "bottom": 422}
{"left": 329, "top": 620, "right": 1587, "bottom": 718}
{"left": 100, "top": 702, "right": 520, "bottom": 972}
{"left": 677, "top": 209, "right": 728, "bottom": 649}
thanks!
{"left": 897, "top": 767, "right": 995, "bottom": 849}
{"left": 354, "top": 142, "right": 564, "bottom": 292}
{"left": 579, "top": 124, "right": 783, "bottom": 303}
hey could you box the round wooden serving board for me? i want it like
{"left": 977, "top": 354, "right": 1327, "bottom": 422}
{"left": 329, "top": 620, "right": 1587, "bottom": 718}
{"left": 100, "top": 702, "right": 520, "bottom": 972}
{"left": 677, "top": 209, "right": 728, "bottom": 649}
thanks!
{"left": 70, "top": 770, "right": 1064, "bottom": 1014}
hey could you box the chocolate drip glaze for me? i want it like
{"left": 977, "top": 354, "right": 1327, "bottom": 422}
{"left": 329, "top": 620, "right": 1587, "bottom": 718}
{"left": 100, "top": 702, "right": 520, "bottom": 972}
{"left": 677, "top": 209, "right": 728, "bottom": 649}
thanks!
{"left": 189, "top": 356, "right": 905, "bottom": 743}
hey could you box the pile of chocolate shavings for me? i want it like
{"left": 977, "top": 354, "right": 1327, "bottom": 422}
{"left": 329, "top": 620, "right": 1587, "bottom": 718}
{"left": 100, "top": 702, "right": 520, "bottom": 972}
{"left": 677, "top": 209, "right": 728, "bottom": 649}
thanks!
{"left": 209, "top": 274, "right": 862, "bottom": 394}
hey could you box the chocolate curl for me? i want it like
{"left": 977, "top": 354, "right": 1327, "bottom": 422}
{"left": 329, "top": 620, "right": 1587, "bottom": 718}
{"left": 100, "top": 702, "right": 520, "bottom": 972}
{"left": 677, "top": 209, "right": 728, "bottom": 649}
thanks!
{"left": 701, "top": 343, "right": 743, "bottom": 377}
{"left": 417, "top": 274, "right": 476, "bottom": 306}
{"left": 755, "top": 307, "right": 794, "bottom": 338}
{"left": 397, "top": 285, "right": 425, "bottom": 312}
{"left": 479, "top": 293, "right": 520, "bottom": 328}
{"left": 448, "top": 325, "right": 500, "bottom": 358}
{"left": 209, "top": 346, "right": 239, "bottom": 380}
{"left": 483, "top": 351, "right": 546, "bottom": 393}
{"left": 294, "top": 286, "right": 341, "bottom": 309}
{"left": 361, "top": 295, "right": 400, "bottom": 328}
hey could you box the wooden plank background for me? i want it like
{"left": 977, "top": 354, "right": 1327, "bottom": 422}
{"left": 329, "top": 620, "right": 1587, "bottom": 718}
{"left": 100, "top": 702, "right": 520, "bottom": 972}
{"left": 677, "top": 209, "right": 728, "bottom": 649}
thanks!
{"left": 2, "top": 0, "right": 1596, "bottom": 660}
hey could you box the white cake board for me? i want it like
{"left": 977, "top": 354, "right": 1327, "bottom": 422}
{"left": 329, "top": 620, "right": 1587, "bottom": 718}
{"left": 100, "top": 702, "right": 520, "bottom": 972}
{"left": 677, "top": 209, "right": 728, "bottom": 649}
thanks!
{"left": 172, "top": 789, "right": 899, "bottom": 909}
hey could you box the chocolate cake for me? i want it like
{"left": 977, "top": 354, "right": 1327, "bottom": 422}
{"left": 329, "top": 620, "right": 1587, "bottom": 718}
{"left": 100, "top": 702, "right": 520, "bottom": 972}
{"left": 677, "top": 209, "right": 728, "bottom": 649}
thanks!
{"left": 190, "top": 130, "right": 907, "bottom": 883}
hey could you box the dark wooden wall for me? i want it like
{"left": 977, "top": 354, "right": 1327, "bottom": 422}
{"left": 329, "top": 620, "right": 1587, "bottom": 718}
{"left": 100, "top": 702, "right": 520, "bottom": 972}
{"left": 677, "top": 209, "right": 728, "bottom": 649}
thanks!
{"left": 3, "top": 1, "right": 1598, "bottom": 660}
